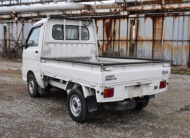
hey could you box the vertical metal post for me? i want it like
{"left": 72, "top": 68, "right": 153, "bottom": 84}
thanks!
{"left": 162, "top": 0, "right": 164, "bottom": 5}
{"left": 3, "top": 24, "right": 7, "bottom": 57}
{"left": 161, "top": 17, "right": 165, "bottom": 60}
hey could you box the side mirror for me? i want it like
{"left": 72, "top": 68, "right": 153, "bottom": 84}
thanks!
{"left": 21, "top": 39, "right": 26, "bottom": 48}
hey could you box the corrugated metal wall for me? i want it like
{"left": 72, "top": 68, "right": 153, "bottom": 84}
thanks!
{"left": 95, "top": 13, "right": 190, "bottom": 65}
{"left": 0, "top": 13, "right": 189, "bottom": 65}
{"left": 0, "top": 21, "right": 34, "bottom": 52}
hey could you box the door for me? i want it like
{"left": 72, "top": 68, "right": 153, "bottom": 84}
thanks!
{"left": 22, "top": 26, "right": 41, "bottom": 80}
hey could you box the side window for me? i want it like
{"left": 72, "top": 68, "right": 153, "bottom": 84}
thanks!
{"left": 27, "top": 27, "right": 40, "bottom": 47}
{"left": 52, "top": 25, "right": 64, "bottom": 40}
{"left": 66, "top": 25, "right": 79, "bottom": 40}
{"left": 81, "top": 26, "right": 89, "bottom": 40}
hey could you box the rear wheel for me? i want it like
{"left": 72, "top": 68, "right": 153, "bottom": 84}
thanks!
{"left": 67, "top": 88, "right": 87, "bottom": 123}
{"left": 27, "top": 74, "right": 40, "bottom": 97}
{"left": 135, "top": 96, "right": 149, "bottom": 110}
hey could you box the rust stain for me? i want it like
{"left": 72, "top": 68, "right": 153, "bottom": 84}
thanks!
{"left": 136, "top": 19, "right": 143, "bottom": 41}
{"left": 164, "top": 0, "right": 183, "bottom": 4}
{"left": 120, "top": 41, "right": 127, "bottom": 57}
{"left": 152, "top": 16, "right": 163, "bottom": 59}
{"left": 184, "top": 44, "right": 189, "bottom": 53}
{"left": 84, "top": 5, "right": 93, "bottom": 11}
{"left": 164, "top": 42, "right": 172, "bottom": 53}
{"left": 104, "top": 19, "right": 112, "bottom": 40}
{"left": 97, "top": 41, "right": 103, "bottom": 56}
{"left": 153, "top": 17, "right": 163, "bottom": 40}
{"left": 153, "top": 41, "right": 162, "bottom": 59}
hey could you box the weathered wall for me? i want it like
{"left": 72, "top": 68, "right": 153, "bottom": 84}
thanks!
{"left": 0, "top": 20, "right": 35, "bottom": 57}
{"left": 95, "top": 13, "right": 190, "bottom": 65}
{"left": 0, "top": 13, "right": 190, "bottom": 65}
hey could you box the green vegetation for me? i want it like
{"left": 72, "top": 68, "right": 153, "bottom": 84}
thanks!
{"left": 171, "top": 69, "right": 190, "bottom": 75}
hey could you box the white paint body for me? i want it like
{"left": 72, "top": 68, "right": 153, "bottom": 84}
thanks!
{"left": 22, "top": 18, "right": 171, "bottom": 103}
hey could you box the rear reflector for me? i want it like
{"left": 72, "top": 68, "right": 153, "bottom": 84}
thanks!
{"left": 104, "top": 88, "right": 114, "bottom": 98}
{"left": 160, "top": 81, "right": 167, "bottom": 89}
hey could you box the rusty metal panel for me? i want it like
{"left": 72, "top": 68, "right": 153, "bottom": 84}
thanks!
{"left": 172, "top": 42, "right": 182, "bottom": 65}
{"left": 95, "top": 19, "right": 103, "bottom": 41}
{"left": 163, "top": 17, "right": 173, "bottom": 61}
{"left": 153, "top": 17, "right": 163, "bottom": 59}
{"left": 103, "top": 41, "right": 112, "bottom": 56}
{"left": 136, "top": 17, "right": 153, "bottom": 59}
{"left": 137, "top": 18, "right": 144, "bottom": 41}
{"left": 153, "top": 17, "right": 163, "bottom": 40}
{"left": 144, "top": 17, "right": 153, "bottom": 40}
{"left": 137, "top": 41, "right": 152, "bottom": 59}
{"left": 182, "top": 42, "right": 189, "bottom": 65}
{"left": 119, "top": 18, "right": 128, "bottom": 57}
{"left": 120, "top": 41, "right": 127, "bottom": 57}
{"left": 153, "top": 41, "right": 162, "bottom": 59}
{"left": 163, "top": 41, "right": 172, "bottom": 60}
{"left": 103, "top": 18, "right": 112, "bottom": 41}
{"left": 97, "top": 41, "right": 103, "bottom": 56}
{"left": 183, "top": 16, "right": 190, "bottom": 40}
{"left": 181, "top": 16, "right": 190, "bottom": 65}
{"left": 172, "top": 16, "right": 183, "bottom": 65}
{"left": 178, "top": 16, "right": 183, "bottom": 40}
{"left": 137, "top": 17, "right": 153, "bottom": 40}
{"left": 112, "top": 19, "right": 120, "bottom": 40}
{"left": 113, "top": 41, "right": 119, "bottom": 56}
{"left": 120, "top": 18, "right": 128, "bottom": 41}
{"left": 164, "top": 17, "right": 173, "bottom": 40}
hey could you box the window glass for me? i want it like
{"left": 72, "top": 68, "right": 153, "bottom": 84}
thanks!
{"left": 52, "top": 25, "right": 64, "bottom": 40}
{"left": 27, "top": 27, "right": 40, "bottom": 47}
{"left": 66, "top": 25, "right": 79, "bottom": 40}
{"left": 81, "top": 26, "right": 89, "bottom": 40}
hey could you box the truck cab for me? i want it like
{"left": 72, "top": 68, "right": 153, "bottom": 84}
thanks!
{"left": 22, "top": 16, "right": 171, "bottom": 123}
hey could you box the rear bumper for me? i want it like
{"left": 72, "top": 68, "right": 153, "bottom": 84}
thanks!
{"left": 102, "top": 95, "right": 154, "bottom": 111}
{"left": 95, "top": 78, "right": 169, "bottom": 103}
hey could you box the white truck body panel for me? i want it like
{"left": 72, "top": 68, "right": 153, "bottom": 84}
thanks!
{"left": 22, "top": 16, "right": 171, "bottom": 104}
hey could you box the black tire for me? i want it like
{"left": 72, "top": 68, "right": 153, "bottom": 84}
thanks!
{"left": 27, "top": 73, "right": 40, "bottom": 97}
{"left": 67, "top": 88, "right": 87, "bottom": 123}
{"left": 135, "top": 96, "right": 149, "bottom": 110}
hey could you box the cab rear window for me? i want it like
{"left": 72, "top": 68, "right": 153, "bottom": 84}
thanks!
{"left": 52, "top": 25, "right": 89, "bottom": 41}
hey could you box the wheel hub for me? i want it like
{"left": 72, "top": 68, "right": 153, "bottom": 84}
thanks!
{"left": 29, "top": 80, "right": 35, "bottom": 94}
{"left": 70, "top": 95, "right": 82, "bottom": 117}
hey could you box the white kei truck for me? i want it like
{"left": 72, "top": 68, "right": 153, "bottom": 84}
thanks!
{"left": 21, "top": 16, "right": 171, "bottom": 123}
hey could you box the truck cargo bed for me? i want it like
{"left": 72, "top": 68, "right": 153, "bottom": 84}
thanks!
{"left": 41, "top": 56, "right": 170, "bottom": 67}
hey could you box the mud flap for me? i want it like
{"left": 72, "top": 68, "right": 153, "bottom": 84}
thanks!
{"left": 38, "top": 87, "right": 48, "bottom": 95}
{"left": 86, "top": 95, "right": 98, "bottom": 112}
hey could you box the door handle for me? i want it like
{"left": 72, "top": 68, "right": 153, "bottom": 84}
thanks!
{"left": 35, "top": 50, "right": 38, "bottom": 54}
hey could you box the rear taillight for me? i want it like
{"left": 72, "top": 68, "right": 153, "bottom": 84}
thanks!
{"left": 104, "top": 88, "right": 114, "bottom": 98}
{"left": 160, "top": 81, "right": 167, "bottom": 89}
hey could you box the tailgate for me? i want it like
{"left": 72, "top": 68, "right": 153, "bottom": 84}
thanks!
{"left": 102, "top": 62, "right": 170, "bottom": 86}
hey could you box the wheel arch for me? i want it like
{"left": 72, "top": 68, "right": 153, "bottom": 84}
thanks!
{"left": 66, "top": 82, "right": 95, "bottom": 98}
{"left": 26, "top": 70, "right": 45, "bottom": 88}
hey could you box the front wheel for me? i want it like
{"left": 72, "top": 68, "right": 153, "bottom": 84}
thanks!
{"left": 67, "top": 88, "right": 87, "bottom": 123}
{"left": 27, "top": 74, "right": 40, "bottom": 97}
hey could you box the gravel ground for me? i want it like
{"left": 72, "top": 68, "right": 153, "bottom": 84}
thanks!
{"left": 0, "top": 60, "right": 190, "bottom": 138}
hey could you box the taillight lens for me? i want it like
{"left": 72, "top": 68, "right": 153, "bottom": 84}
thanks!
{"left": 160, "top": 81, "right": 167, "bottom": 89}
{"left": 104, "top": 88, "right": 114, "bottom": 98}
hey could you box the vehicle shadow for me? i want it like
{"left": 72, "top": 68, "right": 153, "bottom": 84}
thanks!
{"left": 40, "top": 88, "right": 158, "bottom": 124}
